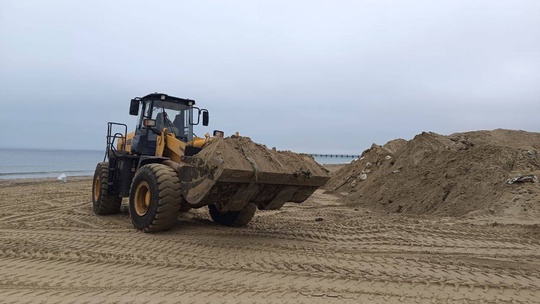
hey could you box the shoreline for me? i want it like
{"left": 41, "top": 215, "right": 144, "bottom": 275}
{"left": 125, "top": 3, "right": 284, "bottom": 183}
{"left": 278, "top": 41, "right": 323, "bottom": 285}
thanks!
{"left": 0, "top": 172, "right": 94, "bottom": 181}
{"left": 0, "top": 164, "right": 347, "bottom": 185}
{"left": 0, "top": 175, "right": 92, "bottom": 187}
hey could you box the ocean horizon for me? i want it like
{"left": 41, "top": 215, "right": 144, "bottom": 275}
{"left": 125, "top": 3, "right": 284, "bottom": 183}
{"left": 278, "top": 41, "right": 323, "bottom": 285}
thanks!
{"left": 0, "top": 148, "right": 104, "bottom": 180}
{"left": 0, "top": 148, "right": 353, "bottom": 180}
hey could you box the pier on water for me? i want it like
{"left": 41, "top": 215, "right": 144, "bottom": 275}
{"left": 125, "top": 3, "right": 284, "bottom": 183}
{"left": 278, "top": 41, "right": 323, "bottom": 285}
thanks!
{"left": 308, "top": 154, "right": 359, "bottom": 159}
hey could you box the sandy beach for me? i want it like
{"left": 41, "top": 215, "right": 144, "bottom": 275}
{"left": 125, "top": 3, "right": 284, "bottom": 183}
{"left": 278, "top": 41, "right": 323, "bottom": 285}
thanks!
{"left": 2, "top": 0, "right": 539, "bottom": 302}
{"left": 0, "top": 173, "right": 539, "bottom": 303}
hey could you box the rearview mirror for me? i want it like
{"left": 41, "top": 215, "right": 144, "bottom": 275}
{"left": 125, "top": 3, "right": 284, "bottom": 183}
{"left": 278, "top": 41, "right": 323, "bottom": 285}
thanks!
{"left": 202, "top": 110, "right": 209, "bottom": 126}
{"left": 129, "top": 99, "right": 139, "bottom": 116}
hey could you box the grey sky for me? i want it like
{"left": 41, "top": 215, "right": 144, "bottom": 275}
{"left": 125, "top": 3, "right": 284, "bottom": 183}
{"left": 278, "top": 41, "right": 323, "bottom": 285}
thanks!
{"left": 1, "top": 0, "right": 539, "bottom": 154}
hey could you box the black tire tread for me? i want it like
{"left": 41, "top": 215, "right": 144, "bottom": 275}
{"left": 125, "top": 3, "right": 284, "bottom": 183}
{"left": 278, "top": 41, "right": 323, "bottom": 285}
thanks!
{"left": 209, "top": 203, "right": 256, "bottom": 227}
{"left": 233, "top": 203, "right": 257, "bottom": 226}
{"left": 92, "top": 162, "right": 122, "bottom": 215}
{"left": 130, "top": 163, "right": 181, "bottom": 233}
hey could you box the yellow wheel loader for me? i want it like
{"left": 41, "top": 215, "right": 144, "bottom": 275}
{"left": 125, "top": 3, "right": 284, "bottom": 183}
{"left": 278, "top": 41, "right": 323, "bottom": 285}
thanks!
{"left": 92, "top": 93, "right": 330, "bottom": 232}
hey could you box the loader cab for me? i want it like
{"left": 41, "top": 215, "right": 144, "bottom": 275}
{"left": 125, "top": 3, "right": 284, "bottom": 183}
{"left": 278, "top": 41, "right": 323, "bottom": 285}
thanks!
{"left": 129, "top": 93, "right": 209, "bottom": 155}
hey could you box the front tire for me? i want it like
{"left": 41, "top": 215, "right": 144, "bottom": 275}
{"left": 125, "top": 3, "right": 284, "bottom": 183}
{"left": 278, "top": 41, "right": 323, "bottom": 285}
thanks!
{"left": 208, "top": 203, "right": 256, "bottom": 227}
{"left": 129, "top": 164, "right": 182, "bottom": 232}
{"left": 92, "top": 162, "right": 122, "bottom": 215}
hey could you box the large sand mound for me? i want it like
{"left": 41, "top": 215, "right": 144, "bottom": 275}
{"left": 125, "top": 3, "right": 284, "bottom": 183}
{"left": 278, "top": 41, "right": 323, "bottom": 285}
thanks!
{"left": 325, "top": 129, "right": 540, "bottom": 217}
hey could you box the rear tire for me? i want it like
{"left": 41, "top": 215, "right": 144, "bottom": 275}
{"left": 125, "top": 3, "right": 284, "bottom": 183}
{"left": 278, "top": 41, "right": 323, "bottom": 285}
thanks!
{"left": 92, "top": 162, "right": 122, "bottom": 215}
{"left": 129, "top": 164, "right": 182, "bottom": 232}
{"left": 208, "top": 203, "right": 256, "bottom": 227}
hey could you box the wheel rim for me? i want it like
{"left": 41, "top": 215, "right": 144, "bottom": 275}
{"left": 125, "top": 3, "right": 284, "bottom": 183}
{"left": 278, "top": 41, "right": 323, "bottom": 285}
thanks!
{"left": 93, "top": 174, "right": 100, "bottom": 201}
{"left": 134, "top": 181, "right": 151, "bottom": 216}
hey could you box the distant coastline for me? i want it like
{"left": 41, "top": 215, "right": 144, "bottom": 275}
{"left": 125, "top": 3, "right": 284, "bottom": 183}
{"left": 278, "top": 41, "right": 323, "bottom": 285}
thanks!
{"left": 0, "top": 148, "right": 103, "bottom": 180}
{"left": 0, "top": 148, "right": 351, "bottom": 180}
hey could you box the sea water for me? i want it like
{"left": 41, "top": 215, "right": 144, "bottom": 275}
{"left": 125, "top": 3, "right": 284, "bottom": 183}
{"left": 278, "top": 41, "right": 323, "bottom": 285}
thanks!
{"left": 0, "top": 148, "right": 353, "bottom": 180}
{"left": 0, "top": 148, "right": 104, "bottom": 179}
{"left": 312, "top": 155, "right": 355, "bottom": 165}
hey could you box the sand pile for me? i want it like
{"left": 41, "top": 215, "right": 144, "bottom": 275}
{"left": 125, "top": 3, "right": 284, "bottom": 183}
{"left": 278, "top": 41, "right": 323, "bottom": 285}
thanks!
{"left": 325, "top": 129, "right": 540, "bottom": 217}
{"left": 194, "top": 136, "right": 329, "bottom": 178}
{"left": 180, "top": 136, "right": 330, "bottom": 209}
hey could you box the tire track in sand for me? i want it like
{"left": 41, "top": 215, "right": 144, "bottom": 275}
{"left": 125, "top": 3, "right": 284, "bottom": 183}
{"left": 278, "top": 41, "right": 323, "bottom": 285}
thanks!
{"left": 0, "top": 181, "right": 539, "bottom": 303}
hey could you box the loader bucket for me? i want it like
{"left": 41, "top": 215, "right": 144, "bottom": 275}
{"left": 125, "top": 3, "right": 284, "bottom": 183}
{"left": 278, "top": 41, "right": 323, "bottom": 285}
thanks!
{"left": 177, "top": 137, "right": 330, "bottom": 212}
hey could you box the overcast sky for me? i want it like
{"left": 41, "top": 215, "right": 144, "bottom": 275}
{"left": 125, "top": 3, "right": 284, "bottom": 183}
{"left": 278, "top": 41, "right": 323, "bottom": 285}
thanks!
{"left": 1, "top": 0, "right": 539, "bottom": 154}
